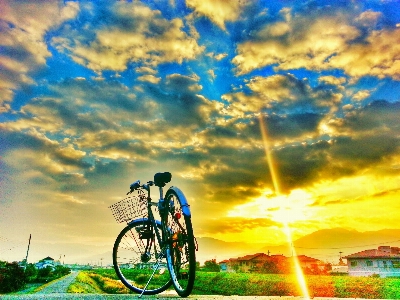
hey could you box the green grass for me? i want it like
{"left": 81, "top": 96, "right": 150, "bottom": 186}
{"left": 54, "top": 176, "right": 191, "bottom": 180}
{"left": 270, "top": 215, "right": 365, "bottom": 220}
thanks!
{"left": 67, "top": 271, "right": 104, "bottom": 294}
{"left": 87, "top": 269, "right": 400, "bottom": 298}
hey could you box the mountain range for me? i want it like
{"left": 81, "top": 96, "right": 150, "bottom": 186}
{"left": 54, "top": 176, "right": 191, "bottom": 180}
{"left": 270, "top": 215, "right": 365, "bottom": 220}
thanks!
{"left": 195, "top": 228, "right": 400, "bottom": 264}
{"left": 21, "top": 228, "right": 400, "bottom": 266}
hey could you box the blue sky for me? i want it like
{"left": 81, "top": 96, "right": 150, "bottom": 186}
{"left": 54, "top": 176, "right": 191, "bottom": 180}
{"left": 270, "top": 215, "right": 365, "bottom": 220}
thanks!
{"left": 1, "top": 0, "right": 400, "bottom": 264}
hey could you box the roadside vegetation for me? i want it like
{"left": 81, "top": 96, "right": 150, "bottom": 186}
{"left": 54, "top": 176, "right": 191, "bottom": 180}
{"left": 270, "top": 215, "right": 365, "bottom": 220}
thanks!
{"left": 3, "top": 260, "right": 400, "bottom": 298}
{"left": 87, "top": 268, "right": 400, "bottom": 299}
{"left": 0, "top": 260, "right": 71, "bottom": 294}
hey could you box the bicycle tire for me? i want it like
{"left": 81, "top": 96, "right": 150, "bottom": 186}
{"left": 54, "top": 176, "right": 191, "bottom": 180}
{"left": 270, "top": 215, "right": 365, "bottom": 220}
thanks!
{"left": 164, "top": 188, "right": 196, "bottom": 297}
{"left": 113, "top": 218, "right": 172, "bottom": 295}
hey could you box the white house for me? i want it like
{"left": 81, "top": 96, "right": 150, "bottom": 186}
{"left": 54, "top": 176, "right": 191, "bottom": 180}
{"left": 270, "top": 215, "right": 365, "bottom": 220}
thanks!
{"left": 35, "top": 256, "right": 60, "bottom": 270}
{"left": 344, "top": 246, "right": 400, "bottom": 277}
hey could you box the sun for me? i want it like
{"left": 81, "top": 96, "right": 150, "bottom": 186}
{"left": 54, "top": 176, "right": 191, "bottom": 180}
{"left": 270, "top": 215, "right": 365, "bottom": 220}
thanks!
{"left": 227, "top": 188, "right": 314, "bottom": 224}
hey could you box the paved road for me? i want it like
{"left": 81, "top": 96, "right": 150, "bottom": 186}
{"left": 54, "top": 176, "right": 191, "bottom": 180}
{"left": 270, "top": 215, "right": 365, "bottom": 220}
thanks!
{"left": 0, "top": 271, "right": 384, "bottom": 299}
{"left": 35, "top": 271, "right": 80, "bottom": 294}
{"left": 0, "top": 296, "right": 365, "bottom": 300}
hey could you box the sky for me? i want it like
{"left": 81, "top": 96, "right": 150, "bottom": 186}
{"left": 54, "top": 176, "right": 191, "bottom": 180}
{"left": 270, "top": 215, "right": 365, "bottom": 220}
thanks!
{"left": 1, "top": 0, "right": 400, "bottom": 264}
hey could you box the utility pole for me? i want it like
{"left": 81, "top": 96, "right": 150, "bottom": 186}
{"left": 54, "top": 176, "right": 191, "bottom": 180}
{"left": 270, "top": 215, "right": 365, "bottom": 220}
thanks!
{"left": 24, "top": 234, "right": 31, "bottom": 270}
{"left": 339, "top": 251, "right": 345, "bottom": 265}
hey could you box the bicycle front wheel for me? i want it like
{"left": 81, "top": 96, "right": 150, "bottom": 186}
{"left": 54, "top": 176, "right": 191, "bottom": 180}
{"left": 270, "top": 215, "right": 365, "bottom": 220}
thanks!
{"left": 113, "top": 219, "right": 172, "bottom": 295}
{"left": 164, "top": 188, "right": 196, "bottom": 297}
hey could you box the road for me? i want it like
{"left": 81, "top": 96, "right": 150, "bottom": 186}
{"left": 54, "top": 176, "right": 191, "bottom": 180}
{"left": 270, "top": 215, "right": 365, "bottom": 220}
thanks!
{"left": 1, "top": 296, "right": 370, "bottom": 300}
{"left": 35, "top": 271, "right": 80, "bottom": 294}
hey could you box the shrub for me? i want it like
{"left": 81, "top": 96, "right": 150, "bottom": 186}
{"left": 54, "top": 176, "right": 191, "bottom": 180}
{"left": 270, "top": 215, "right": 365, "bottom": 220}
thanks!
{"left": 0, "top": 261, "right": 27, "bottom": 293}
{"left": 202, "top": 259, "right": 220, "bottom": 272}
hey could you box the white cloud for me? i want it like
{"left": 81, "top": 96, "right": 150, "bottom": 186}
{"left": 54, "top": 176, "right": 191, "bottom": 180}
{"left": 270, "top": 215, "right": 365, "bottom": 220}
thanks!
{"left": 53, "top": 4, "right": 204, "bottom": 73}
{"left": 0, "top": 1, "right": 79, "bottom": 110}
{"left": 186, "top": 0, "right": 243, "bottom": 30}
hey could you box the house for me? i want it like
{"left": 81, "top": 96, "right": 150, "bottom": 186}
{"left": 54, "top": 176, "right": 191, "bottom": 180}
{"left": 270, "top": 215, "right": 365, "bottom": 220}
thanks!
{"left": 219, "top": 259, "right": 229, "bottom": 272}
{"left": 35, "top": 256, "right": 60, "bottom": 270}
{"left": 234, "top": 253, "right": 270, "bottom": 272}
{"left": 219, "top": 253, "right": 327, "bottom": 274}
{"left": 344, "top": 246, "right": 400, "bottom": 277}
{"left": 296, "top": 255, "right": 326, "bottom": 273}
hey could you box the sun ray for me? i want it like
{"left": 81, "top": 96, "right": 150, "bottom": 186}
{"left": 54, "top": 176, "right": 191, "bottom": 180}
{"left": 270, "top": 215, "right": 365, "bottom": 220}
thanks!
{"left": 259, "top": 114, "right": 310, "bottom": 299}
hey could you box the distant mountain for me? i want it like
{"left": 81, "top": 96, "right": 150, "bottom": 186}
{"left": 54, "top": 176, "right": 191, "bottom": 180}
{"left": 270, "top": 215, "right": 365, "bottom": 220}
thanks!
{"left": 24, "top": 228, "right": 400, "bottom": 267}
{"left": 264, "top": 228, "right": 400, "bottom": 263}
{"left": 196, "top": 237, "right": 266, "bottom": 264}
{"left": 196, "top": 228, "right": 400, "bottom": 265}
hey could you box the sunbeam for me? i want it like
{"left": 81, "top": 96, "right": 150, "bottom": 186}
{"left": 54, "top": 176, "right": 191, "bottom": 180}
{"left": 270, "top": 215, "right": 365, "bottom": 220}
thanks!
{"left": 259, "top": 114, "right": 310, "bottom": 299}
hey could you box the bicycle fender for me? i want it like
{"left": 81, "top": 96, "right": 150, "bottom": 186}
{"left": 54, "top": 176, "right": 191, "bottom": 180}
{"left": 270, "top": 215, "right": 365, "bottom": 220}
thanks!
{"left": 128, "top": 218, "right": 162, "bottom": 227}
{"left": 168, "top": 186, "right": 191, "bottom": 217}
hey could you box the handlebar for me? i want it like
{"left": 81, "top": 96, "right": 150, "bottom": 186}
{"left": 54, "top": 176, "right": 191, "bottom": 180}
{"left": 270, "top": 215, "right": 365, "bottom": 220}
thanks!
{"left": 127, "top": 180, "right": 154, "bottom": 195}
{"left": 127, "top": 172, "right": 172, "bottom": 195}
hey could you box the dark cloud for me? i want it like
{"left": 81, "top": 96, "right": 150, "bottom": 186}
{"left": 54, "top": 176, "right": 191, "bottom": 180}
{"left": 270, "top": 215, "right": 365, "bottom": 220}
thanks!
{"left": 145, "top": 73, "right": 213, "bottom": 126}
{"left": 332, "top": 100, "right": 400, "bottom": 132}
{"left": 273, "top": 140, "right": 329, "bottom": 192}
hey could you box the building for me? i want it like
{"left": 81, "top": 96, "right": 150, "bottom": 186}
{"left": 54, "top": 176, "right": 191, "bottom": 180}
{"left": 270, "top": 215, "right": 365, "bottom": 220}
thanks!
{"left": 344, "top": 246, "right": 400, "bottom": 277}
{"left": 35, "top": 257, "right": 60, "bottom": 270}
{"left": 296, "top": 255, "right": 327, "bottom": 273}
{"left": 219, "top": 252, "right": 327, "bottom": 274}
{"left": 234, "top": 253, "right": 270, "bottom": 272}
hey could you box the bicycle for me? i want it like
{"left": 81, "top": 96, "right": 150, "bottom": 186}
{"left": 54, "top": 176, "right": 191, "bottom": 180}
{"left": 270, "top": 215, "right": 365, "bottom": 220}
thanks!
{"left": 109, "top": 172, "right": 196, "bottom": 297}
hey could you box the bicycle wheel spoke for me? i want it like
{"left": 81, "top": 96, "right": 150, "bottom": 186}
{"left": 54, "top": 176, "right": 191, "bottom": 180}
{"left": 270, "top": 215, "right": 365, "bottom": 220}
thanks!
{"left": 113, "top": 219, "right": 172, "bottom": 295}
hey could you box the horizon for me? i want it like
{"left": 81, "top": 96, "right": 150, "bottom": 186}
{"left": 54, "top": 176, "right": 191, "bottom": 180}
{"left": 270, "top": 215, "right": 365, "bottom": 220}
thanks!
{"left": 3, "top": 227, "right": 400, "bottom": 266}
{"left": 1, "top": 1, "right": 400, "bottom": 266}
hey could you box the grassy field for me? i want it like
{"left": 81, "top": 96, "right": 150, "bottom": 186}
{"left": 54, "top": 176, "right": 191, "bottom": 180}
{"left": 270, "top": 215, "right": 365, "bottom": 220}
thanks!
{"left": 87, "top": 269, "right": 400, "bottom": 299}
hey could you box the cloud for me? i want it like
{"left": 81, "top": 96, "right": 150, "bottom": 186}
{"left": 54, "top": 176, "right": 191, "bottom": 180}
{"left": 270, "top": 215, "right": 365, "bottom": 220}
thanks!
{"left": 52, "top": 2, "right": 204, "bottom": 73}
{"left": 231, "top": 5, "right": 400, "bottom": 81}
{"left": 0, "top": 0, "right": 79, "bottom": 111}
{"left": 196, "top": 217, "right": 280, "bottom": 235}
{"left": 328, "top": 28, "right": 400, "bottom": 80}
{"left": 186, "top": 0, "right": 244, "bottom": 30}
{"left": 224, "top": 73, "right": 343, "bottom": 122}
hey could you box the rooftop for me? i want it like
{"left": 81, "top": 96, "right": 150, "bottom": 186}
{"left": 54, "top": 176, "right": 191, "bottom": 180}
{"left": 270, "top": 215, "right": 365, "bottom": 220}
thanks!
{"left": 345, "top": 246, "right": 400, "bottom": 259}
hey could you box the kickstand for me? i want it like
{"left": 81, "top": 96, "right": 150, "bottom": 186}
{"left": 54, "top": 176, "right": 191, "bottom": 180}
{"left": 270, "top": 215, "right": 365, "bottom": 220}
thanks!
{"left": 138, "top": 253, "right": 164, "bottom": 298}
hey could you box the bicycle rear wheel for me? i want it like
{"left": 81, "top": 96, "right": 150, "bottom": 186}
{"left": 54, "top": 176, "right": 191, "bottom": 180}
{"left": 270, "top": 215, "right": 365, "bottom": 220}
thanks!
{"left": 164, "top": 188, "right": 196, "bottom": 297}
{"left": 113, "top": 219, "right": 172, "bottom": 295}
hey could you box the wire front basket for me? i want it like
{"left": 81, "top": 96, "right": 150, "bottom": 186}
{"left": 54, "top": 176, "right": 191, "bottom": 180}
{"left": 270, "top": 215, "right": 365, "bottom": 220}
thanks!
{"left": 109, "top": 190, "right": 147, "bottom": 223}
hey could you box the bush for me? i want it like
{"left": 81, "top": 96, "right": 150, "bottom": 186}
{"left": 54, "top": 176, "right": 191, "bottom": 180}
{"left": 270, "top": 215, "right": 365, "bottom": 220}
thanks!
{"left": 202, "top": 259, "right": 220, "bottom": 272}
{"left": 24, "top": 263, "right": 38, "bottom": 282}
{"left": 0, "top": 261, "right": 27, "bottom": 293}
{"left": 34, "top": 265, "right": 71, "bottom": 283}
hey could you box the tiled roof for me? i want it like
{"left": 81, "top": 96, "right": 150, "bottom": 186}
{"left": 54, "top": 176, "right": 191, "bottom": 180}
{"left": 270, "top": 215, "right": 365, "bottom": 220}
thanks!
{"left": 237, "top": 253, "right": 268, "bottom": 261}
{"left": 344, "top": 249, "right": 400, "bottom": 259}
{"left": 41, "top": 256, "right": 54, "bottom": 261}
{"left": 296, "top": 255, "right": 320, "bottom": 262}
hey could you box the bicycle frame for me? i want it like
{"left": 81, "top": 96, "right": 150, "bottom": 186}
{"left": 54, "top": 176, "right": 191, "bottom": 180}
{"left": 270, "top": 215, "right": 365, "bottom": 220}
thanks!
{"left": 113, "top": 174, "right": 195, "bottom": 298}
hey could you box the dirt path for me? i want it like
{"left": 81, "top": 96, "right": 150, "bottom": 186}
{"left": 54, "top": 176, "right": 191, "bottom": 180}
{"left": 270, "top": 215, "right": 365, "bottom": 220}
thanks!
{"left": 35, "top": 271, "right": 79, "bottom": 294}
{"left": 0, "top": 295, "right": 331, "bottom": 299}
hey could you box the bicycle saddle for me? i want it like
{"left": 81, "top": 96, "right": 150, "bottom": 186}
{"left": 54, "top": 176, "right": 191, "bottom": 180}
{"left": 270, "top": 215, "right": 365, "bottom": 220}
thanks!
{"left": 154, "top": 172, "right": 172, "bottom": 187}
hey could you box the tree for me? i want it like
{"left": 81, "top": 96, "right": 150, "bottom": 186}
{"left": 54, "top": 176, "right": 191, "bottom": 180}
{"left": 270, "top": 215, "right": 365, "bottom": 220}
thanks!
{"left": 37, "top": 266, "right": 53, "bottom": 282}
{"left": 24, "top": 263, "right": 38, "bottom": 282}
{"left": 53, "top": 265, "right": 71, "bottom": 277}
{"left": 203, "top": 259, "right": 220, "bottom": 272}
{"left": 0, "top": 261, "right": 27, "bottom": 293}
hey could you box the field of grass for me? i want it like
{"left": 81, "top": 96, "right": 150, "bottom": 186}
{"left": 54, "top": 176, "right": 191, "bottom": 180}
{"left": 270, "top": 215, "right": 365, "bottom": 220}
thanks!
{"left": 68, "top": 271, "right": 131, "bottom": 294}
{"left": 89, "top": 269, "right": 400, "bottom": 298}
